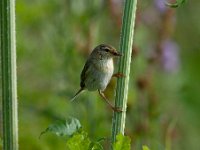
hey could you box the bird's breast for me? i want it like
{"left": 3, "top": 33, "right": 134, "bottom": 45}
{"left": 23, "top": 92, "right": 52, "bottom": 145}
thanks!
{"left": 95, "top": 58, "right": 114, "bottom": 74}
{"left": 85, "top": 59, "right": 114, "bottom": 91}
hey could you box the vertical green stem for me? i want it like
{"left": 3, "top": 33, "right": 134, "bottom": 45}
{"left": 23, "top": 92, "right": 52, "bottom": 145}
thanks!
{"left": 0, "top": 0, "right": 18, "bottom": 149}
{"left": 111, "top": 0, "right": 137, "bottom": 144}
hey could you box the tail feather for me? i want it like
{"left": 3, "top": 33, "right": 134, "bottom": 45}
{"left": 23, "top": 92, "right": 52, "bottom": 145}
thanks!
{"left": 70, "top": 88, "right": 84, "bottom": 102}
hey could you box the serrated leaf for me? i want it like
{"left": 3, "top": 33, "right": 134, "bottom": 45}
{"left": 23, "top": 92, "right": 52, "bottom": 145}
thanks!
{"left": 165, "top": 0, "right": 186, "bottom": 8}
{"left": 40, "top": 117, "right": 81, "bottom": 138}
{"left": 113, "top": 134, "right": 131, "bottom": 150}
{"left": 40, "top": 118, "right": 104, "bottom": 149}
{"left": 66, "top": 130, "right": 91, "bottom": 150}
{"left": 66, "top": 130, "right": 104, "bottom": 150}
{"left": 88, "top": 141, "right": 104, "bottom": 150}
{"left": 142, "top": 145, "right": 150, "bottom": 150}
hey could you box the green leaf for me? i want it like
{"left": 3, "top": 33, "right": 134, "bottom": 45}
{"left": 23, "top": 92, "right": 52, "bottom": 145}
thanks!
{"left": 88, "top": 141, "right": 104, "bottom": 150}
{"left": 113, "top": 134, "right": 131, "bottom": 150}
{"left": 40, "top": 118, "right": 105, "bottom": 149}
{"left": 40, "top": 117, "right": 81, "bottom": 138}
{"left": 66, "top": 130, "right": 105, "bottom": 150}
{"left": 165, "top": 0, "right": 186, "bottom": 8}
{"left": 142, "top": 145, "right": 150, "bottom": 150}
{"left": 66, "top": 130, "right": 91, "bottom": 150}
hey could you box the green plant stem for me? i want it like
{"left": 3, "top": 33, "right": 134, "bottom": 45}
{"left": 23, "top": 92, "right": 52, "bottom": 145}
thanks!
{"left": 0, "top": 0, "right": 18, "bottom": 149}
{"left": 111, "top": 0, "right": 137, "bottom": 145}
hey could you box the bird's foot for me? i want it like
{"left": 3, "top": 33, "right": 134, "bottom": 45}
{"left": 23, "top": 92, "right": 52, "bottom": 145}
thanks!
{"left": 112, "top": 106, "right": 123, "bottom": 112}
{"left": 112, "top": 73, "right": 125, "bottom": 78}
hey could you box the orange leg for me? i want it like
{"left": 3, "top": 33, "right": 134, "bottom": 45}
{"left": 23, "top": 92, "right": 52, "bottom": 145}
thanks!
{"left": 98, "top": 90, "right": 122, "bottom": 112}
{"left": 112, "top": 73, "right": 125, "bottom": 78}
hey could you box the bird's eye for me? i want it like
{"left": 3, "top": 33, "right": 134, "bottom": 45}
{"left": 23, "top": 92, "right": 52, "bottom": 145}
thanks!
{"left": 100, "top": 45, "right": 110, "bottom": 52}
{"left": 105, "top": 48, "right": 109, "bottom": 52}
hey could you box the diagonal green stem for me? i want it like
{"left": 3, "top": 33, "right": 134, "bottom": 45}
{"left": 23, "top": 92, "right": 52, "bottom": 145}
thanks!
{"left": 111, "top": 0, "right": 137, "bottom": 145}
{"left": 0, "top": 0, "right": 18, "bottom": 149}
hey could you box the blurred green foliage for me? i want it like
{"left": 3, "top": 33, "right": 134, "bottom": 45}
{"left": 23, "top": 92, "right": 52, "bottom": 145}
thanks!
{"left": 142, "top": 145, "right": 150, "bottom": 150}
{"left": 113, "top": 134, "right": 131, "bottom": 150}
{"left": 0, "top": 137, "right": 2, "bottom": 148}
{"left": 1, "top": 0, "right": 198, "bottom": 149}
{"left": 66, "top": 130, "right": 92, "bottom": 150}
{"left": 166, "top": 0, "right": 186, "bottom": 8}
{"left": 40, "top": 118, "right": 106, "bottom": 150}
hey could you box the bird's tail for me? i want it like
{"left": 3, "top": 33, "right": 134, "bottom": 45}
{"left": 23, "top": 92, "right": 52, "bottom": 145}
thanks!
{"left": 70, "top": 88, "right": 84, "bottom": 102}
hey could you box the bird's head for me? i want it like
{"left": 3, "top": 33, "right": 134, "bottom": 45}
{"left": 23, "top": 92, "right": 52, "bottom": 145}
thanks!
{"left": 92, "top": 44, "right": 122, "bottom": 59}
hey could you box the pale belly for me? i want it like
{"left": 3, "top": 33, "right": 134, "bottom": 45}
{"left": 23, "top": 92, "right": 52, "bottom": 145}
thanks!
{"left": 85, "top": 59, "right": 114, "bottom": 91}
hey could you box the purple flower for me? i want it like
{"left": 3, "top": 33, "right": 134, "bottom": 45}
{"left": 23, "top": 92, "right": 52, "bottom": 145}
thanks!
{"left": 161, "top": 39, "right": 180, "bottom": 73}
{"left": 154, "top": 0, "right": 168, "bottom": 13}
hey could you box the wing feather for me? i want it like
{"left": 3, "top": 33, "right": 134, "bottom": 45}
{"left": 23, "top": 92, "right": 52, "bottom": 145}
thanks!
{"left": 80, "top": 59, "right": 91, "bottom": 88}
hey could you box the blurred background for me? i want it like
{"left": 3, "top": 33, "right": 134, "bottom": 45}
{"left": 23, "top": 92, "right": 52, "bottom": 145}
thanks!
{"left": 2, "top": 0, "right": 200, "bottom": 149}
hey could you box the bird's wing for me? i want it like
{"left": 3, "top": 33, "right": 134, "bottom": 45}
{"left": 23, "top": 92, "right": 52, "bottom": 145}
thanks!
{"left": 80, "top": 59, "right": 91, "bottom": 88}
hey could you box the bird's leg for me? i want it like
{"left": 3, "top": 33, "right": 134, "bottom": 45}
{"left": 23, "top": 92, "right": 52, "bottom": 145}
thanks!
{"left": 98, "top": 90, "right": 122, "bottom": 112}
{"left": 112, "top": 72, "right": 125, "bottom": 78}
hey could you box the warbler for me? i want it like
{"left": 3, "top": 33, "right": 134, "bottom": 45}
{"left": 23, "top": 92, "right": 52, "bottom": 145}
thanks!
{"left": 71, "top": 44, "right": 123, "bottom": 112}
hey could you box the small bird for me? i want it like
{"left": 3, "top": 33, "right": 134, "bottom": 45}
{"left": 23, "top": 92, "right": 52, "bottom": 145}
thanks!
{"left": 71, "top": 44, "right": 123, "bottom": 112}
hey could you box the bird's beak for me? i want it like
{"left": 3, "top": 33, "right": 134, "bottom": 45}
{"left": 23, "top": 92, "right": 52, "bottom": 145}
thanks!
{"left": 113, "top": 51, "right": 122, "bottom": 57}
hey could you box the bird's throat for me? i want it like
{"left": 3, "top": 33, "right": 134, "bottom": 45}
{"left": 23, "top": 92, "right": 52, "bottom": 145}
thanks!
{"left": 94, "top": 58, "right": 114, "bottom": 73}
